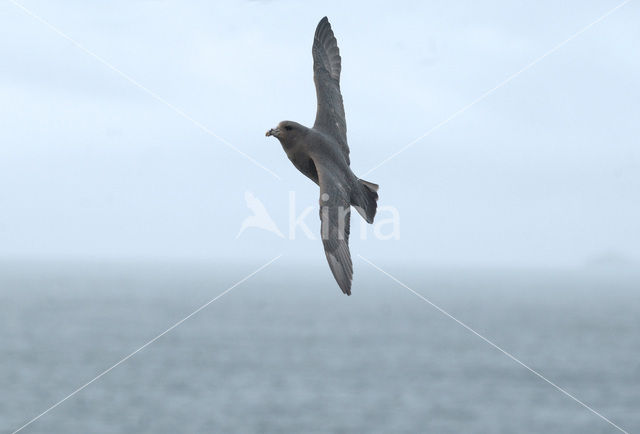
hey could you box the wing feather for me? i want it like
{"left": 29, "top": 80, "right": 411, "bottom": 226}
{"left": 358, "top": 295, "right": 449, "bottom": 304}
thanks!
{"left": 316, "top": 160, "right": 353, "bottom": 295}
{"left": 312, "top": 17, "right": 350, "bottom": 165}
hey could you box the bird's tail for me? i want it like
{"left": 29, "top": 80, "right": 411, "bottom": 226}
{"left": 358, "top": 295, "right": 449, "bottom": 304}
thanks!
{"left": 352, "top": 179, "right": 379, "bottom": 224}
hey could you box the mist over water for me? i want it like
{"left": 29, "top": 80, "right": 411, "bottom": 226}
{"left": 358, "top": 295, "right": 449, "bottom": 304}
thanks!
{"left": 2, "top": 262, "right": 638, "bottom": 433}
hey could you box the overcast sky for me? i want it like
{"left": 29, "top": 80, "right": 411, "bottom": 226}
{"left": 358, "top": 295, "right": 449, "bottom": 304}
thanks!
{"left": 0, "top": 0, "right": 638, "bottom": 267}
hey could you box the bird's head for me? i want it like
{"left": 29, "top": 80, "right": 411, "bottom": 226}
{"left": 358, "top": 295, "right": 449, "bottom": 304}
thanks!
{"left": 265, "top": 121, "right": 305, "bottom": 143}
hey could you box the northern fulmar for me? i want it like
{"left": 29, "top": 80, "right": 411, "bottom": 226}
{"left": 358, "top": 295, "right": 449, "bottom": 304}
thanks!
{"left": 266, "top": 17, "right": 379, "bottom": 295}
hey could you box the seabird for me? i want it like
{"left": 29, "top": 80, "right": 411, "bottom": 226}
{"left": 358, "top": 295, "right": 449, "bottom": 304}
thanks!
{"left": 266, "top": 17, "right": 379, "bottom": 295}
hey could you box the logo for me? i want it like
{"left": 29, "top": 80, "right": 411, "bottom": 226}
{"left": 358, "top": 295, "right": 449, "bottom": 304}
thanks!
{"left": 237, "top": 190, "right": 400, "bottom": 241}
{"left": 236, "top": 191, "right": 285, "bottom": 239}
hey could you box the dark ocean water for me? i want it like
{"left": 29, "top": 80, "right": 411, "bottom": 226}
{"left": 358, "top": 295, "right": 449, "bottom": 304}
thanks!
{"left": 1, "top": 261, "right": 639, "bottom": 433}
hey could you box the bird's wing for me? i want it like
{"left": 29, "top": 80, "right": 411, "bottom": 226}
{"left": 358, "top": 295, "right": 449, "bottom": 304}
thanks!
{"left": 316, "top": 160, "right": 352, "bottom": 295}
{"left": 313, "top": 17, "right": 350, "bottom": 165}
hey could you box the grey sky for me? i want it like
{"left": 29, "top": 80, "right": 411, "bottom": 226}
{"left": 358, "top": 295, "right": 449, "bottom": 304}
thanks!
{"left": 0, "top": 0, "right": 638, "bottom": 267}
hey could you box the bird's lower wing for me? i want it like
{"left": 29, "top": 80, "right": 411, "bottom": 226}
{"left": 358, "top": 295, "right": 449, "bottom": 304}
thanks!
{"left": 317, "top": 162, "right": 352, "bottom": 295}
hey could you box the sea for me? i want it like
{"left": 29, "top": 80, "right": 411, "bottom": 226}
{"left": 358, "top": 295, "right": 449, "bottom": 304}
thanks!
{"left": 1, "top": 261, "right": 638, "bottom": 433}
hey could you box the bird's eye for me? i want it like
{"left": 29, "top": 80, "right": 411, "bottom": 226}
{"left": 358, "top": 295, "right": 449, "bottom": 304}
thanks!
{"left": 284, "top": 125, "right": 293, "bottom": 131}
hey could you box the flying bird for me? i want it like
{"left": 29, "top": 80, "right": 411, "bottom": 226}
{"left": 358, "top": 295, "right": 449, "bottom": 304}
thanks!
{"left": 266, "top": 17, "right": 379, "bottom": 295}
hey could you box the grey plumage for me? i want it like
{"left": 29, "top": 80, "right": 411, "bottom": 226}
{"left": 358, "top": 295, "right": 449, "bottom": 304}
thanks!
{"left": 266, "top": 17, "right": 379, "bottom": 295}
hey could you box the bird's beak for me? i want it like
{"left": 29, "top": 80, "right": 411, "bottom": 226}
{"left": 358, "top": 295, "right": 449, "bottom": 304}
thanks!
{"left": 265, "top": 127, "right": 279, "bottom": 137}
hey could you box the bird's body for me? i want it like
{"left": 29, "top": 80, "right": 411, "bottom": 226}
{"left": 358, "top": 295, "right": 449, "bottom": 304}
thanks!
{"left": 266, "top": 17, "right": 379, "bottom": 295}
{"left": 279, "top": 123, "right": 348, "bottom": 185}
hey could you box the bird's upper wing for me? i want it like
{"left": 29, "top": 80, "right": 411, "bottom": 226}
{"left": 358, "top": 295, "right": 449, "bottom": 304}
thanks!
{"left": 315, "top": 159, "right": 352, "bottom": 295}
{"left": 313, "top": 17, "right": 350, "bottom": 165}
